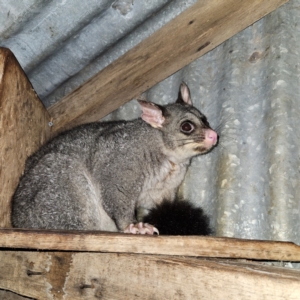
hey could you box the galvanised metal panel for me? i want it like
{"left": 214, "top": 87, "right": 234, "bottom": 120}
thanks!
{"left": 0, "top": 0, "right": 198, "bottom": 106}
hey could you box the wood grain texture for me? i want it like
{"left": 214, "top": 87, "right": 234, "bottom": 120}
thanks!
{"left": 0, "top": 48, "right": 51, "bottom": 228}
{"left": 0, "top": 290, "right": 33, "bottom": 300}
{"left": 48, "top": 0, "right": 289, "bottom": 134}
{"left": 0, "top": 229, "right": 300, "bottom": 261}
{"left": 0, "top": 251, "right": 299, "bottom": 300}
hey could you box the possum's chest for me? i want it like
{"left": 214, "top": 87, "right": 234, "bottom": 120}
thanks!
{"left": 138, "top": 160, "right": 188, "bottom": 209}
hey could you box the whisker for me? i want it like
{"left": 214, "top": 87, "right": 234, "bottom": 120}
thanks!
{"left": 177, "top": 138, "right": 206, "bottom": 144}
{"left": 217, "top": 130, "right": 236, "bottom": 137}
{"left": 175, "top": 136, "right": 205, "bottom": 142}
{"left": 217, "top": 144, "right": 229, "bottom": 152}
{"left": 177, "top": 138, "right": 204, "bottom": 144}
{"left": 218, "top": 131, "right": 236, "bottom": 138}
{"left": 214, "top": 122, "right": 228, "bottom": 133}
{"left": 177, "top": 140, "right": 198, "bottom": 144}
{"left": 214, "top": 113, "right": 235, "bottom": 133}
{"left": 177, "top": 141, "right": 192, "bottom": 147}
{"left": 219, "top": 136, "right": 237, "bottom": 142}
{"left": 221, "top": 113, "right": 235, "bottom": 121}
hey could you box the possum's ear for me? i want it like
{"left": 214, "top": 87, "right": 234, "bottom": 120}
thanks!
{"left": 138, "top": 100, "right": 165, "bottom": 128}
{"left": 176, "top": 82, "right": 193, "bottom": 106}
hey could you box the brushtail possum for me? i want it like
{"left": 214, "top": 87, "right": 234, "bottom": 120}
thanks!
{"left": 11, "top": 83, "right": 218, "bottom": 234}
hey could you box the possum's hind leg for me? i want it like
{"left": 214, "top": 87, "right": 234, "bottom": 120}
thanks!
{"left": 12, "top": 153, "right": 117, "bottom": 231}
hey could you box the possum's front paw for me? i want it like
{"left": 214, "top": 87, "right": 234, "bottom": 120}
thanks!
{"left": 124, "top": 222, "right": 159, "bottom": 235}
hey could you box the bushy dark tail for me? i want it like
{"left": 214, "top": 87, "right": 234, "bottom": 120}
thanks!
{"left": 143, "top": 199, "right": 213, "bottom": 235}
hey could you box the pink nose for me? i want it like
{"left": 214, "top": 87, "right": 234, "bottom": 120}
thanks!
{"left": 205, "top": 129, "right": 218, "bottom": 145}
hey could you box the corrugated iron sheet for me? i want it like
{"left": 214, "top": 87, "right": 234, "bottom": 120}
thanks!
{"left": 0, "top": 0, "right": 198, "bottom": 106}
{"left": 1, "top": 0, "right": 300, "bottom": 257}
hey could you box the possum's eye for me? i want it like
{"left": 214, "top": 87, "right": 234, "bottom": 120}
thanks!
{"left": 180, "top": 121, "right": 195, "bottom": 134}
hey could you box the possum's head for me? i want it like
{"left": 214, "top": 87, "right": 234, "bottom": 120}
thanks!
{"left": 138, "top": 83, "right": 218, "bottom": 161}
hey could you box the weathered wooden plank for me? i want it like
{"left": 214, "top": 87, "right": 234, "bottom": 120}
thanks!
{"left": 0, "top": 229, "right": 299, "bottom": 261}
{"left": 0, "top": 290, "right": 31, "bottom": 300}
{"left": 0, "top": 251, "right": 68, "bottom": 300}
{"left": 0, "top": 48, "right": 51, "bottom": 228}
{"left": 48, "top": 0, "right": 289, "bottom": 134}
{"left": 0, "top": 251, "right": 299, "bottom": 300}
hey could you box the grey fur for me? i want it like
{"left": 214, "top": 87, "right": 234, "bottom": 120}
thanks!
{"left": 11, "top": 84, "right": 217, "bottom": 232}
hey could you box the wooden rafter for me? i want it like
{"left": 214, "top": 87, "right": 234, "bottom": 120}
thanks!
{"left": 0, "top": 229, "right": 300, "bottom": 261}
{"left": 48, "top": 0, "right": 289, "bottom": 134}
{"left": 0, "top": 48, "right": 51, "bottom": 228}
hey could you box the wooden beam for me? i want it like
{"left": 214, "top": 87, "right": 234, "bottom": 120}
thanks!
{"left": 0, "top": 48, "right": 51, "bottom": 228}
{"left": 0, "top": 251, "right": 299, "bottom": 300}
{"left": 48, "top": 0, "right": 289, "bottom": 134}
{"left": 0, "top": 229, "right": 300, "bottom": 261}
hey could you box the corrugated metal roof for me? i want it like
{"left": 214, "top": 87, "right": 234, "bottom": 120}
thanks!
{"left": 1, "top": 0, "right": 300, "bottom": 259}
{"left": 0, "top": 0, "right": 198, "bottom": 107}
